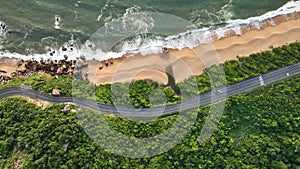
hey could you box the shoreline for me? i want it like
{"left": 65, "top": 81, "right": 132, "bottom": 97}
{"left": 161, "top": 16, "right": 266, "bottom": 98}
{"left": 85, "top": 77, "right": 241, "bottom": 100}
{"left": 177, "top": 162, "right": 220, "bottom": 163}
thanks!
{"left": 2, "top": 11, "right": 300, "bottom": 85}
{"left": 81, "top": 11, "right": 300, "bottom": 85}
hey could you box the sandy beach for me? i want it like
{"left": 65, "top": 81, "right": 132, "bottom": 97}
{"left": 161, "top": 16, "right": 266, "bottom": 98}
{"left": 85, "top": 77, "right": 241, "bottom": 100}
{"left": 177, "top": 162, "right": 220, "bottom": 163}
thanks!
{"left": 0, "top": 58, "right": 23, "bottom": 76}
{"left": 2, "top": 12, "right": 300, "bottom": 85}
{"left": 83, "top": 12, "right": 300, "bottom": 85}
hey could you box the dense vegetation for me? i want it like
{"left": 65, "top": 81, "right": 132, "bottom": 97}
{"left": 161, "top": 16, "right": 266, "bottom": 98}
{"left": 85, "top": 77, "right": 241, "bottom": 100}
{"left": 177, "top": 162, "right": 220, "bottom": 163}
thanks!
{"left": 0, "top": 72, "right": 299, "bottom": 168}
{"left": 0, "top": 42, "right": 300, "bottom": 168}
{"left": 2, "top": 42, "right": 300, "bottom": 108}
{"left": 0, "top": 73, "right": 73, "bottom": 96}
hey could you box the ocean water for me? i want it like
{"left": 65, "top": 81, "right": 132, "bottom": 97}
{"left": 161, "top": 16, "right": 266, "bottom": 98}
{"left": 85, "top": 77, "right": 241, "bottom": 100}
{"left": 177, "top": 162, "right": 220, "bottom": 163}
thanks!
{"left": 0, "top": 0, "right": 297, "bottom": 60}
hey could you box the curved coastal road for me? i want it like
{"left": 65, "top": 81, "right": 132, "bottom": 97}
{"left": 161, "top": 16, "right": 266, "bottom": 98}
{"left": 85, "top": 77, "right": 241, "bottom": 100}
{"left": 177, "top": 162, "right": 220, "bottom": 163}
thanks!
{"left": 1, "top": 62, "right": 300, "bottom": 117}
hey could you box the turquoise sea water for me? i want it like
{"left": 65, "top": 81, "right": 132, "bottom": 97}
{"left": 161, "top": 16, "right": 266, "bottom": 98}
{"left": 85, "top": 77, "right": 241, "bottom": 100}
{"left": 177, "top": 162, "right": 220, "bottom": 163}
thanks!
{"left": 0, "top": 0, "right": 294, "bottom": 55}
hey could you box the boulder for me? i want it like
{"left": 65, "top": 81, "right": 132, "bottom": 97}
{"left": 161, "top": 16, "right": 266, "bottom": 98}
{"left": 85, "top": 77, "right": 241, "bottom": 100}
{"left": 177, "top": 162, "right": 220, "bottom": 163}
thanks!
{"left": 52, "top": 88, "right": 60, "bottom": 96}
{"left": 63, "top": 104, "right": 71, "bottom": 113}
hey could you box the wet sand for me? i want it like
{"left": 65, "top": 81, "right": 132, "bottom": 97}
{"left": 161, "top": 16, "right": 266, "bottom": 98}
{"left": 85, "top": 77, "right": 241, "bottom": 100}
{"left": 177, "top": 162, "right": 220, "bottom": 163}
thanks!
{"left": 2, "top": 12, "right": 300, "bottom": 85}
{"left": 84, "top": 12, "right": 300, "bottom": 85}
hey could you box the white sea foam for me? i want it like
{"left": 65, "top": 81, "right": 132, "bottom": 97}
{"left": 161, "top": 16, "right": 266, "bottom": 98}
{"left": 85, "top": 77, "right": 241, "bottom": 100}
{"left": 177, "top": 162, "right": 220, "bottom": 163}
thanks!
{"left": 1, "top": 1, "right": 300, "bottom": 61}
{"left": 162, "top": 0, "right": 300, "bottom": 51}
{"left": 105, "top": 0, "right": 300, "bottom": 56}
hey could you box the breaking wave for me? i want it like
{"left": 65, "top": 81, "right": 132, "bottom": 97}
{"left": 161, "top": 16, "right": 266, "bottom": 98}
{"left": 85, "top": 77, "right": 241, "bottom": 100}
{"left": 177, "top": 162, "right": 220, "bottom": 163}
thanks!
{"left": 0, "top": 1, "right": 300, "bottom": 61}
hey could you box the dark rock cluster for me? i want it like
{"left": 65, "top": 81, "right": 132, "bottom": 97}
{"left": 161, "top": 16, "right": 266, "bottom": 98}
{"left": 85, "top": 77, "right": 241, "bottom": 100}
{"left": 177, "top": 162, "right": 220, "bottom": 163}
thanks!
{"left": 0, "top": 75, "right": 11, "bottom": 84}
{"left": 0, "top": 55, "right": 76, "bottom": 84}
{"left": 99, "top": 60, "right": 114, "bottom": 70}
{"left": 23, "top": 56, "right": 76, "bottom": 76}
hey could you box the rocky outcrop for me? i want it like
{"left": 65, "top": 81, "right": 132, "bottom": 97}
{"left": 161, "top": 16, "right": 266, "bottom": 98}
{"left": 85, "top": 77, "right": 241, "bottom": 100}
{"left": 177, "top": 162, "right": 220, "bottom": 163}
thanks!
{"left": 23, "top": 58, "right": 76, "bottom": 76}
{"left": 63, "top": 104, "right": 71, "bottom": 113}
{"left": 0, "top": 75, "right": 11, "bottom": 84}
{"left": 52, "top": 88, "right": 61, "bottom": 96}
{"left": 62, "top": 143, "right": 69, "bottom": 152}
{"left": 1, "top": 55, "right": 77, "bottom": 84}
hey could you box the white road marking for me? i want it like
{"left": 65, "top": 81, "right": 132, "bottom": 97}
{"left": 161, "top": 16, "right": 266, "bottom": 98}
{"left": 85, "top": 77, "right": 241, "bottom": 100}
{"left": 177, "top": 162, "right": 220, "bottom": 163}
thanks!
{"left": 259, "top": 75, "right": 265, "bottom": 86}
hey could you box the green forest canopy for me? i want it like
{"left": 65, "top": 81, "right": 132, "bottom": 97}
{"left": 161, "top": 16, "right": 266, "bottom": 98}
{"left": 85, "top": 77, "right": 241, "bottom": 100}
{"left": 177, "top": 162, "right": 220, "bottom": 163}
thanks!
{"left": 1, "top": 42, "right": 300, "bottom": 109}
{"left": 0, "top": 68, "right": 299, "bottom": 168}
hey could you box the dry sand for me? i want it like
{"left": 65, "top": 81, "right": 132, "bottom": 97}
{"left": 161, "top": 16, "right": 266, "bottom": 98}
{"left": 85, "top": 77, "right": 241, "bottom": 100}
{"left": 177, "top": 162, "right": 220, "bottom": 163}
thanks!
{"left": 85, "top": 12, "right": 300, "bottom": 85}
{"left": 0, "top": 58, "right": 22, "bottom": 76}
{"left": 2, "top": 12, "right": 300, "bottom": 85}
{"left": 214, "top": 17, "right": 300, "bottom": 63}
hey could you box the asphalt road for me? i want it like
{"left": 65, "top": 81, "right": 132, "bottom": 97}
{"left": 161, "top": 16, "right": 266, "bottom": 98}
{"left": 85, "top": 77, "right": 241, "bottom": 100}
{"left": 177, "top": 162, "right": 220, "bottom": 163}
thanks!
{"left": 1, "top": 62, "right": 300, "bottom": 117}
